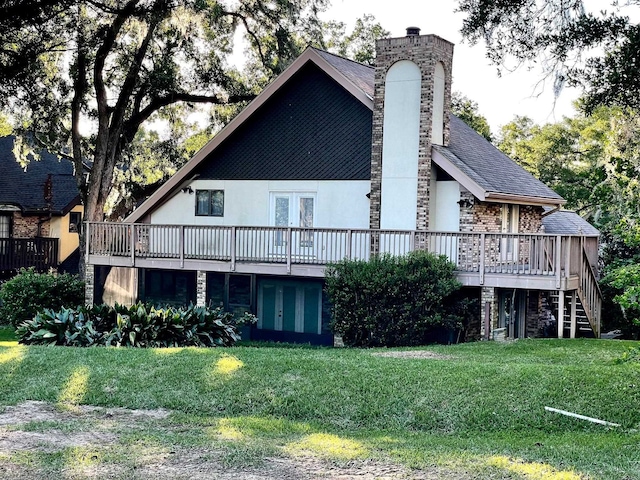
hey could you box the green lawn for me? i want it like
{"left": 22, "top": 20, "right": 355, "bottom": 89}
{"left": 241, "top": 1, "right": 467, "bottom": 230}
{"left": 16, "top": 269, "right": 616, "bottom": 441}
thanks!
{"left": 0, "top": 335, "right": 639, "bottom": 478}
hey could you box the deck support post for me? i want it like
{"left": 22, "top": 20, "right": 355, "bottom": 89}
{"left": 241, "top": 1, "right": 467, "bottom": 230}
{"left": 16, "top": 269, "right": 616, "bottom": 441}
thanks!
{"left": 480, "top": 287, "right": 495, "bottom": 340}
{"left": 196, "top": 270, "right": 207, "bottom": 307}
{"left": 570, "top": 291, "right": 577, "bottom": 339}
{"left": 557, "top": 291, "right": 565, "bottom": 338}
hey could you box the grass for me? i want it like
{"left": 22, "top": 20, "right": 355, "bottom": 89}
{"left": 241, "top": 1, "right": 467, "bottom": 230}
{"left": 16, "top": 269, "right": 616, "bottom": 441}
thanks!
{"left": 0, "top": 335, "right": 639, "bottom": 478}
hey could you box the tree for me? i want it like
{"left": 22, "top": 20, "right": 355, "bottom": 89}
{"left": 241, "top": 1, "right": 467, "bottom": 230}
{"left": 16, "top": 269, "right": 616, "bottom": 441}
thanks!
{"left": 451, "top": 92, "right": 493, "bottom": 142}
{"left": 1, "top": 0, "right": 328, "bottom": 276}
{"left": 457, "top": 0, "right": 640, "bottom": 112}
{"left": 322, "top": 14, "right": 390, "bottom": 66}
{"left": 497, "top": 107, "right": 640, "bottom": 337}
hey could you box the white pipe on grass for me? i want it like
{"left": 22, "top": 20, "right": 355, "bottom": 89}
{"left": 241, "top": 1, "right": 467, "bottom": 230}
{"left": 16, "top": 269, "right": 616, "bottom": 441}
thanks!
{"left": 544, "top": 406, "right": 621, "bottom": 427}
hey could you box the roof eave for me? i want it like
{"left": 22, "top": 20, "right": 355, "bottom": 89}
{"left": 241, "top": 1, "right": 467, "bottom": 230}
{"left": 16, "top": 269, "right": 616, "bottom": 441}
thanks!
{"left": 431, "top": 147, "right": 487, "bottom": 200}
{"left": 484, "top": 192, "right": 566, "bottom": 207}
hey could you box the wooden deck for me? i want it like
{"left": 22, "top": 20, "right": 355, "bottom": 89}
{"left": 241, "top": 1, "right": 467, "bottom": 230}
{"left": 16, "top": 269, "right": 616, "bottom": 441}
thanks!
{"left": 0, "top": 237, "right": 59, "bottom": 272}
{"left": 86, "top": 222, "right": 602, "bottom": 337}
{"left": 86, "top": 223, "right": 596, "bottom": 290}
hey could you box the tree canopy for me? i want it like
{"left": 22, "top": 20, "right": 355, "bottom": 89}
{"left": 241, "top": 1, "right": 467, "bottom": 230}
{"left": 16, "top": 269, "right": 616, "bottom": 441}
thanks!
{"left": 497, "top": 107, "right": 640, "bottom": 336}
{"left": 457, "top": 0, "right": 640, "bottom": 112}
{"left": 1, "top": 0, "right": 331, "bottom": 226}
{"left": 451, "top": 93, "right": 493, "bottom": 142}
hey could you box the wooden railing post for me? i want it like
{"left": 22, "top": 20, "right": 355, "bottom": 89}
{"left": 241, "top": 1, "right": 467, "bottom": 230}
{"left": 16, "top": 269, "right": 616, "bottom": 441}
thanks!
{"left": 130, "top": 225, "right": 136, "bottom": 267}
{"left": 564, "top": 235, "right": 571, "bottom": 282}
{"left": 230, "top": 227, "right": 236, "bottom": 271}
{"left": 85, "top": 222, "right": 91, "bottom": 260}
{"left": 555, "top": 235, "right": 562, "bottom": 289}
{"left": 286, "top": 228, "right": 292, "bottom": 273}
{"left": 346, "top": 229, "right": 352, "bottom": 260}
{"left": 479, "top": 233, "right": 485, "bottom": 284}
{"left": 179, "top": 225, "right": 184, "bottom": 268}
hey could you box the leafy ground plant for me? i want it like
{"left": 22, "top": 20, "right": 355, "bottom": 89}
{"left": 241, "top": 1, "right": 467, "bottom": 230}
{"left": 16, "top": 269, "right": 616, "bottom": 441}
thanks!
{"left": 16, "top": 303, "right": 255, "bottom": 348}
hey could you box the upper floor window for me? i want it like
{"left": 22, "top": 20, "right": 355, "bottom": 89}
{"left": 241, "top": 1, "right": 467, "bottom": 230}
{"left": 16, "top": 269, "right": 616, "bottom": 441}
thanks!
{"left": 0, "top": 214, "right": 11, "bottom": 238}
{"left": 69, "top": 211, "right": 82, "bottom": 233}
{"left": 196, "top": 190, "right": 224, "bottom": 217}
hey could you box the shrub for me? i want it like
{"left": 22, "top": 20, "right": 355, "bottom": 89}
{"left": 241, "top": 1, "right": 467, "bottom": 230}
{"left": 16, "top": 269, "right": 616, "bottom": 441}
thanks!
{"left": 325, "top": 251, "right": 466, "bottom": 347}
{"left": 0, "top": 268, "right": 85, "bottom": 328}
{"left": 16, "top": 302, "right": 256, "bottom": 348}
{"left": 601, "top": 264, "right": 640, "bottom": 339}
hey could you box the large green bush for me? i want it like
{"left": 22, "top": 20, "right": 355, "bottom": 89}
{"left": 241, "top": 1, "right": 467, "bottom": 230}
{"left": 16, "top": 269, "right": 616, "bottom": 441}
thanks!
{"left": 16, "top": 302, "right": 254, "bottom": 348}
{"left": 325, "top": 251, "right": 469, "bottom": 347}
{"left": 0, "top": 268, "right": 85, "bottom": 328}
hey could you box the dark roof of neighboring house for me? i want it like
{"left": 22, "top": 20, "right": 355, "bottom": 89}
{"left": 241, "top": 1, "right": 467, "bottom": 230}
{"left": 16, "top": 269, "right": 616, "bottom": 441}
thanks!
{"left": 433, "top": 116, "right": 565, "bottom": 202}
{"left": 194, "top": 62, "right": 372, "bottom": 180}
{"left": 0, "top": 136, "right": 80, "bottom": 214}
{"left": 542, "top": 209, "right": 600, "bottom": 235}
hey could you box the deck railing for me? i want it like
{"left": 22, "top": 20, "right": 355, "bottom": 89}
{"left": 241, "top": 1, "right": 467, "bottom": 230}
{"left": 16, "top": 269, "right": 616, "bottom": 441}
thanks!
{"left": 0, "top": 237, "right": 59, "bottom": 272}
{"left": 86, "top": 222, "right": 594, "bottom": 279}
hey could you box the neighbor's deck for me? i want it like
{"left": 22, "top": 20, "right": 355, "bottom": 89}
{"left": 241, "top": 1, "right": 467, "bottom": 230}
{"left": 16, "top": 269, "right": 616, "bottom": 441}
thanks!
{"left": 86, "top": 223, "right": 599, "bottom": 292}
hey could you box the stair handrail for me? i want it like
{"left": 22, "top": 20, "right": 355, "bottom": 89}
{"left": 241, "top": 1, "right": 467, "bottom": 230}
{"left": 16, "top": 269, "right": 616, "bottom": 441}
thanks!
{"left": 577, "top": 246, "right": 602, "bottom": 337}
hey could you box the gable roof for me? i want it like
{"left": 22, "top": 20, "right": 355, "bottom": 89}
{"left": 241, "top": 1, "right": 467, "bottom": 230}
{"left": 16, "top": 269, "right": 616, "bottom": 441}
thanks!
{"left": 0, "top": 136, "right": 80, "bottom": 215}
{"left": 432, "top": 117, "right": 565, "bottom": 205}
{"left": 126, "top": 46, "right": 564, "bottom": 222}
{"left": 542, "top": 209, "right": 599, "bottom": 235}
{"left": 193, "top": 61, "right": 372, "bottom": 181}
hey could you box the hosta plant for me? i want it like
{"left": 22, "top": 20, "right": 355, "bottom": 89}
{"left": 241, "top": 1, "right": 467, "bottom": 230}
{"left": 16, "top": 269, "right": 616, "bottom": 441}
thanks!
{"left": 16, "top": 303, "right": 255, "bottom": 348}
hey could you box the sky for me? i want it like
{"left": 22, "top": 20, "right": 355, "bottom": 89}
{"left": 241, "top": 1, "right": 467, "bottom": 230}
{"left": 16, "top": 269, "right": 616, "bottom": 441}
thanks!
{"left": 321, "top": 0, "right": 581, "bottom": 134}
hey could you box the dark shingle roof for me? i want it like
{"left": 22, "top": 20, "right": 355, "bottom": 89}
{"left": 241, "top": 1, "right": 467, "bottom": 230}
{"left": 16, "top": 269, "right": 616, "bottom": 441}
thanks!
{"left": 0, "top": 136, "right": 80, "bottom": 214}
{"left": 195, "top": 62, "right": 372, "bottom": 181}
{"left": 312, "top": 49, "right": 375, "bottom": 98}
{"left": 542, "top": 209, "right": 599, "bottom": 235}
{"left": 433, "top": 116, "right": 564, "bottom": 202}
{"left": 314, "top": 54, "right": 564, "bottom": 203}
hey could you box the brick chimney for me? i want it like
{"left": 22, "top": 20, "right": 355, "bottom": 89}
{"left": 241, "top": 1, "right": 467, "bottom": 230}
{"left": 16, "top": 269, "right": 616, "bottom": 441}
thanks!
{"left": 369, "top": 31, "right": 454, "bottom": 231}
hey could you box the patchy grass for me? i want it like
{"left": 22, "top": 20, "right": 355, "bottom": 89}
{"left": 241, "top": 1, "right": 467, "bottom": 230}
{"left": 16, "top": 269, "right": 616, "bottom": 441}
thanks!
{"left": 0, "top": 338, "right": 639, "bottom": 478}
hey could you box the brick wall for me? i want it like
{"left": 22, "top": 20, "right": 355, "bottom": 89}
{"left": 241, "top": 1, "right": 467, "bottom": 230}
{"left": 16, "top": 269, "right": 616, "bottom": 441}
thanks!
{"left": 472, "top": 202, "right": 502, "bottom": 233}
{"left": 519, "top": 205, "right": 544, "bottom": 233}
{"left": 370, "top": 34, "right": 454, "bottom": 230}
{"left": 11, "top": 212, "right": 50, "bottom": 238}
{"left": 480, "top": 286, "right": 497, "bottom": 339}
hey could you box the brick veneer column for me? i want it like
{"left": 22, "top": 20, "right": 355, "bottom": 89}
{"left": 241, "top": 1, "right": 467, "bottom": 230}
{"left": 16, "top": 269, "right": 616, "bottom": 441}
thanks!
{"left": 84, "top": 264, "right": 95, "bottom": 306}
{"left": 196, "top": 271, "right": 207, "bottom": 307}
{"left": 369, "top": 34, "right": 454, "bottom": 230}
{"left": 480, "top": 286, "right": 497, "bottom": 339}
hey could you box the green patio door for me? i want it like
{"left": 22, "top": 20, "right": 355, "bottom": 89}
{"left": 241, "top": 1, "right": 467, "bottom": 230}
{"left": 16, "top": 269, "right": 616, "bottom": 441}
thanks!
{"left": 257, "top": 279, "right": 321, "bottom": 334}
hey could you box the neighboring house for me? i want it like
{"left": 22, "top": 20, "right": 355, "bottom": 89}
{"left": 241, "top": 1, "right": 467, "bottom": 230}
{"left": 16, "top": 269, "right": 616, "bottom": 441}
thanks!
{"left": 0, "top": 136, "right": 83, "bottom": 278}
{"left": 85, "top": 29, "right": 602, "bottom": 344}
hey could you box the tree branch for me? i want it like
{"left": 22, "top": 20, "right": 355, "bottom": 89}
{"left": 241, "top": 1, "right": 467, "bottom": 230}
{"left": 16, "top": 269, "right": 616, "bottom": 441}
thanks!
{"left": 122, "top": 91, "right": 256, "bottom": 144}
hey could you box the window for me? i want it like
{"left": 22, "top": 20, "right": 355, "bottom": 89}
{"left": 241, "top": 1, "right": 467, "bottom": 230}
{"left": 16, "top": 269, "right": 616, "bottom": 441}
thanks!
{"left": 69, "top": 211, "right": 82, "bottom": 233}
{"left": 196, "top": 190, "right": 224, "bottom": 216}
{"left": 0, "top": 214, "right": 11, "bottom": 238}
{"left": 270, "top": 192, "right": 315, "bottom": 247}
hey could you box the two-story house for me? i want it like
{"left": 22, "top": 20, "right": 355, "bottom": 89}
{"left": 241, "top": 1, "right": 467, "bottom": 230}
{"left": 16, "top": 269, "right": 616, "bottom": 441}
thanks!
{"left": 85, "top": 29, "right": 601, "bottom": 344}
{"left": 0, "top": 136, "right": 84, "bottom": 278}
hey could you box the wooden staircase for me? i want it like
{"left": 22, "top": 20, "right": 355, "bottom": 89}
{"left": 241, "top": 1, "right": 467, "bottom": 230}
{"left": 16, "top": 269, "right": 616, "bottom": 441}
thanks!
{"left": 549, "top": 241, "right": 602, "bottom": 338}
{"left": 549, "top": 291, "right": 596, "bottom": 337}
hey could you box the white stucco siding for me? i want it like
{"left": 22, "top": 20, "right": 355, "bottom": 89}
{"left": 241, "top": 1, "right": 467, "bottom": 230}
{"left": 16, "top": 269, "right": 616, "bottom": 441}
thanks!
{"left": 380, "top": 60, "right": 421, "bottom": 230}
{"left": 149, "top": 179, "right": 371, "bottom": 229}
{"left": 433, "top": 180, "right": 460, "bottom": 232}
{"left": 431, "top": 62, "right": 445, "bottom": 146}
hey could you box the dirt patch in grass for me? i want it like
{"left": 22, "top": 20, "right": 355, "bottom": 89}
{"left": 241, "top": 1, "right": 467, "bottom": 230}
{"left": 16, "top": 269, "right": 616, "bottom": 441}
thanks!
{"left": 372, "top": 351, "right": 454, "bottom": 360}
{"left": 0, "top": 401, "right": 471, "bottom": 479}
